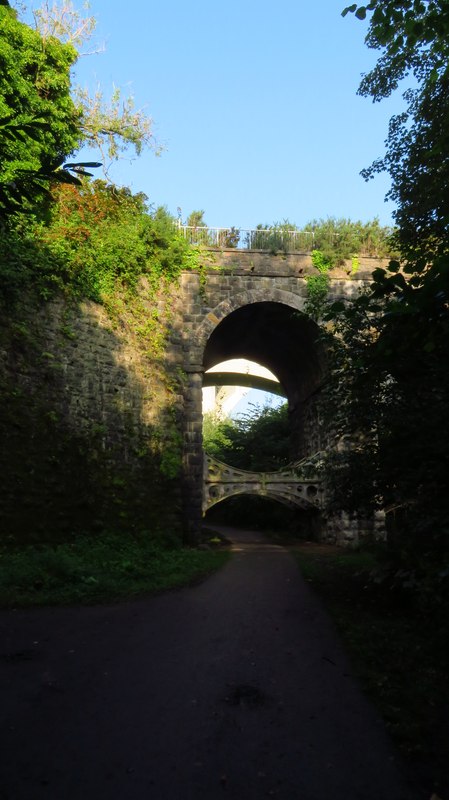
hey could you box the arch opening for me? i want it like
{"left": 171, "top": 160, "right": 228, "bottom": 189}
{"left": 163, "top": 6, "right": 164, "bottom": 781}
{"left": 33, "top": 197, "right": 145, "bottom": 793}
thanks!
{"left": 204, "top": 494, "right": 322, "bottom": 542}
{"left": 202, "top": 301, "right": 325, "bottom": 461}
{"left": 202, "top": 358, "right": 284, "bottom": 419}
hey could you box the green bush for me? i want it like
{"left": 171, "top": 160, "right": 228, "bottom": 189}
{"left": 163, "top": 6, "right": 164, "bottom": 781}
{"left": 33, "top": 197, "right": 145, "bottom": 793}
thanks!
{"left": 0, "top": 182, "right": 196, "bottom": 304}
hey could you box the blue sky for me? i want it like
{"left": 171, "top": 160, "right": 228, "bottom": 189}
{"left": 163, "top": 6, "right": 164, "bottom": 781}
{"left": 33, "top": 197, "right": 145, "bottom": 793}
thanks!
{"left": 19, "top": 0, "right": 401, "bottom": 230}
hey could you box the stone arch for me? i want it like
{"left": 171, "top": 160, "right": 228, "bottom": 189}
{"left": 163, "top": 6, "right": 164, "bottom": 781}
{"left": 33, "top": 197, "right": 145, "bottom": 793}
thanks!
{"left": 204, "top": 485, "right": 319, "bottom": 512}
{"left": 181, "top": 284, "right": 324, "bottom": 540}
{"left": 192, "top": 288, "right": 308, "bottom": 357}
{"left": 178, "top": 260, "right": 385, "bottom": 542}
{"left": 203, "top": 454, "right": 324, "bottom": 515}
{"left": 201, "top": 298, "right": 324, "bottom": 437}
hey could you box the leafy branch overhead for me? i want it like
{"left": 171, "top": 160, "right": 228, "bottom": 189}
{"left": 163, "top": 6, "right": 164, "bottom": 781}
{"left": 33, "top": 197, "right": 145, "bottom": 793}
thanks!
{"left": 342, "top": 3, "right": 376, "bottom": 20}
{"left": 74, "top": 85, "right": 161, "bottom": 164}
{"left": 342, "top": 1, "right": 449, "bottom": 99}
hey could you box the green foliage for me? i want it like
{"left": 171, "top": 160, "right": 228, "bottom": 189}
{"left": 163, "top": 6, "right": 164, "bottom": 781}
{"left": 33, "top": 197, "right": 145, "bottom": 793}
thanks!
{"left": 186, "top": 209, "right": 207, "bottom": 228}
{"left": 220, "top": 226, "right": 240, "bottom": 247}
{"left": 183, "top": 212, "right": 240, "bottom": 248}
{"left": 248, "top": 220, "right": 309, "bottom": 253}
{"left": 344, "top": 1, "right": 449, "bottom": 266}
{"left": 305, "top": 250, "right": 331, "bottom": 320}
{"left": 250, "top": 217, "right": 393, "bottom": 259}
{"left": 184, "top": 209, "right": 217, "bottom": 247}
{"left": 202, "top": 412, "right": 235, "bottom": 458}
{"left": 0, "top": 6, "right": 81, "bottom": 217}
{"left": 333, "top": 0, "right": 449, "bottom": 574}
{"left": 18, "top": 0, "right": 159, "bottom": 166}
{"left": 0, "top": 2, "right": 160, "bottom": 221}
{"left": 203, "top": 403, "right": 290, "bottom": 471}
{"left": 321, "top": 274, "right": 449, "bottom": 574}
{"left": 309, "top": 217, "right": 394, "bottom": 263}
{"left": 343, "top": 1, "right": 449, "bottom": 102}
{"left": 0, "top": 531, "right": 229, "bottom": 607}
{"left": 75, "top": 82, "right": 160, "bottom": 164}
{"left": 0, "top": 182, "right": 194, "bottom": 303}
{"left": 310, "top": 250, "right": 331, "bottom": 274}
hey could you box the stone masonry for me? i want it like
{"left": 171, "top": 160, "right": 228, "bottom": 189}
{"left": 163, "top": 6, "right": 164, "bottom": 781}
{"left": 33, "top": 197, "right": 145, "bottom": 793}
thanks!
{"left": 169, "top": 249, "right": 388, "bottom": 543}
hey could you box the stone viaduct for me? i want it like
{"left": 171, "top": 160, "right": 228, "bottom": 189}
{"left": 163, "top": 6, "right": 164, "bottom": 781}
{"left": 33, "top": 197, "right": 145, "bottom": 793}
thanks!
{"left": 169, "top": 249, "right": 387, "bottom": 544}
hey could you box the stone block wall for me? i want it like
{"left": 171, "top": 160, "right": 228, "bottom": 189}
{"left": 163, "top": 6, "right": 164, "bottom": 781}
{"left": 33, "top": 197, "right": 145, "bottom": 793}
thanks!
{"left": 323, "top": 510, "right": 386, "bottom": 546}
{"left": 0, "top": 285, "right": 184, "bottom": 544}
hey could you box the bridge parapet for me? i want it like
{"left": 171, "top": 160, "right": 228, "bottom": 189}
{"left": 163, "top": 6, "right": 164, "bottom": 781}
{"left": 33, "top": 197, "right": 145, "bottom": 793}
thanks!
{"left": 196, "top": 248, "right": 390, "bottom": 281}
{"left": 203, "top": 454, "right": 324, "bottom": 514}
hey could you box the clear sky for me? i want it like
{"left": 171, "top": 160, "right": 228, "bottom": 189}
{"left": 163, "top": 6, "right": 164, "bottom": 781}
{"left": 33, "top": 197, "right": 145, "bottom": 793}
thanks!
{"left": 19, "top": 0, "right": 400, "bottom": 230}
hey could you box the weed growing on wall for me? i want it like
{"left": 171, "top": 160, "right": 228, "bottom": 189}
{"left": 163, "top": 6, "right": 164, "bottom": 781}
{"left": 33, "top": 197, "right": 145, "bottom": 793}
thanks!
{"left": 305, "top": 250, "right": 331, "bottom": 320}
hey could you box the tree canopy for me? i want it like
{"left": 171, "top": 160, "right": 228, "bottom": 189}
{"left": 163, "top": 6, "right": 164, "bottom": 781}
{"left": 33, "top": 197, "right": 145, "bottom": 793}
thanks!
{"left": 25, "top": 0, "right": 159, "bottom": 167}
{"left": 0, "top": 5, "right": 81, "bottom": 215}
{"left": 344, "top": 0, "right": 449, "bottom": 265}
{"left": 0, "top": 1, "right": 159, "bottom": 219}
{"left": 324, "top": 1, "right": 449, "bottom": 574}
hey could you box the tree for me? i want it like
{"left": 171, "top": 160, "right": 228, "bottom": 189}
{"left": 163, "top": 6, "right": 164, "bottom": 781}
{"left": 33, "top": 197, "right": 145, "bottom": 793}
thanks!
{"left": 323, "top": 1, "right": 449, "bottom": 573}
{"left": 343, "top": 1, "right": 449, "bottom": 265}
{"left": 341, "top": 0, "right": 449, "bottom": 417}
{"left": 12, "top": 1, "right": 159, "bottom": 168}
{"left": 186, "top": 210, "right": 207, "bottom": 229}
{"left": 203, "top": 403, "right": 290, "bottom": 472}
{"left": 0, "top": 5, "right": 81, "bottom": 215}
{"left": 321, "top": 277, "right": 449, "bottom": 571}
{"left": 1, "top": 1, "right": 160, "bottom": 218}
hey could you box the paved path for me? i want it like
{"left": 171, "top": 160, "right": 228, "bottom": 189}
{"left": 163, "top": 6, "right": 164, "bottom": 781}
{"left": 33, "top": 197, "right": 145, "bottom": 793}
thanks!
{"left": 0, "top": 527, "right": 421, "bottom": 799}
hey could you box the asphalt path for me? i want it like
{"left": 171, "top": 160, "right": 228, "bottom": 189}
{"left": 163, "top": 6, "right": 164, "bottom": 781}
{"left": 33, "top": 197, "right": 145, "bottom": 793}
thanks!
{"left": 0, "top": 526, "right": 422, "bottom": 800}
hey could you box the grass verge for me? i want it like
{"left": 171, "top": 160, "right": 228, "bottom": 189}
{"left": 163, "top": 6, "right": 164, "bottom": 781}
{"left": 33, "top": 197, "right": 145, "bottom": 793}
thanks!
{"left": 294, "top": 544, "right": 449, "bottom": 800}
{"left": 0, "top": 531, "right": 230, "bottom": 608}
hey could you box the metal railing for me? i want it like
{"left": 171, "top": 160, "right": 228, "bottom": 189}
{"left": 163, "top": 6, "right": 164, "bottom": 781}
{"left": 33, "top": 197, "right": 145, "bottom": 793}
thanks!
{"left": 177, "top": 224, "right": 395, "bottom": 256}
{"left": 178, "top": 225, "right": 316, "bottom": 252}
